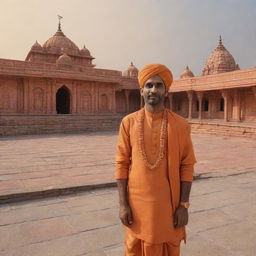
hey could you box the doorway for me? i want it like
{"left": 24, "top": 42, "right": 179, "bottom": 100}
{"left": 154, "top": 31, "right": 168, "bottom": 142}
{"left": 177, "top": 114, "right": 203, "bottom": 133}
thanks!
{"left": 56, "top": 86, "right": 70, "bottom": 114}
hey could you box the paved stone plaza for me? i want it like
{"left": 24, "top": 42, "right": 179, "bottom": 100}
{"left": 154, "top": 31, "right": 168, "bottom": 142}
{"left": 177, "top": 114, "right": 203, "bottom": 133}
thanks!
{"left": 0, "top": 133, "right": 255, "bottom": 197}
{"left": 0, "top": 171, "right": 255, "bottom": 255}
{"left": 0, "top": 133, "right": 255, "bottom": 255}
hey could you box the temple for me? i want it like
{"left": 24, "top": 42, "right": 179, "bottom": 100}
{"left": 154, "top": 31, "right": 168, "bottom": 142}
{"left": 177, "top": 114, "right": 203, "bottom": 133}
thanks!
{"left": 0, "top": 22, "right": 255, "bottom": 137}
{"left": 170, "top": 36, "right": 255, "bottom": 123}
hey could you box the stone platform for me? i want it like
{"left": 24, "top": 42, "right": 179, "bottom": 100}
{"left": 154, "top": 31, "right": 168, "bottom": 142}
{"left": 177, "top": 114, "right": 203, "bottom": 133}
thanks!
{"left": 0, "top": 115, "right": 122, "bottom": 136}
{"left": 190, "top": 119, "right": 256, "bottom": 138}
{"left": 0, "top": 171, "right": 255, "bottom": 255}
{"left": 1, "top": 115, "right": 256, "bottom": 139}
{"left": 0, "top": 132, "right": 255, "bottom": 203}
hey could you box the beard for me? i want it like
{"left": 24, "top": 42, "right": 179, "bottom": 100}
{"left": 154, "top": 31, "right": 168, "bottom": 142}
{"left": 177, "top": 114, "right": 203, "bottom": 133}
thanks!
{"left": 145, "top": 94, "right": 165, "bottom": 106}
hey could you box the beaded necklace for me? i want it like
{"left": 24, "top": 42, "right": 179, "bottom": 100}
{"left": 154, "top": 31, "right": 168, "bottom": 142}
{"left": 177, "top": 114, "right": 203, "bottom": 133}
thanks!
{"left": 138, "top": 108, "right": 167, "bottom": 169}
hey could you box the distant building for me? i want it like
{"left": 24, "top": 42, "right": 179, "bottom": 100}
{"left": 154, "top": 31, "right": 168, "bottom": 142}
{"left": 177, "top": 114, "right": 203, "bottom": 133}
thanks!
{"left": 170, "top": 37, "right": 256, "bottom": 123}
{"left": 0, "top": 23, "right": 255, "bottom": 136}
{"left": 0, "top": 22, "right": 140, "bottom": 116}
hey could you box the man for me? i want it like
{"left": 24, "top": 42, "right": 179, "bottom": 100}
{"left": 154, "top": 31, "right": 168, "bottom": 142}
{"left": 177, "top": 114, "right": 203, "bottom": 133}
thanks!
{"left": 115, "top": 64, "right": 196, "bottom": 256}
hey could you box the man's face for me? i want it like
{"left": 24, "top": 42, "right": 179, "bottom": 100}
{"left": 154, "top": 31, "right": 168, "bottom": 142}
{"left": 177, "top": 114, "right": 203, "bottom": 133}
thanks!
{"left": 140, "top": 75, "right": 167, "bottom": 106}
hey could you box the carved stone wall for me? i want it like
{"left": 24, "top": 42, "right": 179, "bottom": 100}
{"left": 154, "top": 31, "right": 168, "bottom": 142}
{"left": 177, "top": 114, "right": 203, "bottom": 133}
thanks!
{"left": 243, "top": 88, "right": 256, "bottom": 121}
{"left": 115, "top": 90, "right": 126, "bottom": 114}
{"left": 0, "top": 78, "right": 19, "bottom": 113}
{"left": 31, "top": 79, "right": 47, "bottom": 113}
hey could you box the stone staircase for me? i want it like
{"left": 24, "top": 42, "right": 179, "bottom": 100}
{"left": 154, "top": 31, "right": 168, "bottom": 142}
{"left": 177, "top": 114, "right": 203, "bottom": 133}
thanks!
{"left": 190, "top": 120, "right": 256, "bottom": 138}
{"left": 0, "top": 114, "right": 123, "bottom": 136}
{"left": 1, "top": 115, "right": 255, "bottom": 138}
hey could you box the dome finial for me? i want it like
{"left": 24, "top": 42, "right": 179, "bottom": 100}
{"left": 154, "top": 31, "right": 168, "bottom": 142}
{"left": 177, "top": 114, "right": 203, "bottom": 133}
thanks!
{"left": 57, "top": 15, "right": 63, "bottom": 32}
{"left": 131, "top": 61, "right": 134, "bottom": 66}
{"left": 219, "top": 35, "right": 222, "bottom": 44}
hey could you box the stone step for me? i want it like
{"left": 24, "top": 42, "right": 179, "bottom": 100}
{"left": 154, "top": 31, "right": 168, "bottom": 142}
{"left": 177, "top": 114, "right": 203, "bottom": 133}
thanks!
{"left": 0, "top": 115, "right": 123, "bottom": 136}
{"left": 0, "top": 182, "right": 117, "bottom": 204}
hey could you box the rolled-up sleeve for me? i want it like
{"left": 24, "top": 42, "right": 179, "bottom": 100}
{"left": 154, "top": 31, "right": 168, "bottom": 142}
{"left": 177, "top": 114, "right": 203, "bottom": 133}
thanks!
{"left": 115, "top": 118, "right": 131, "bottom": 179}
{"left": 180, "top": 123, "right": 197, "bottom": 182}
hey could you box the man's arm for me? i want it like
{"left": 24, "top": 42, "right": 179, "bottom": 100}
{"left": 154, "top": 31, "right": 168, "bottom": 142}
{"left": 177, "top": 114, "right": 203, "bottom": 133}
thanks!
{"left": 174, "top": 181, "right": 192, "bottom": 228}
{"left": 180, "top": 181, "right": 192, "bottom": 202}
{"left": 115, "top": 118, "right": 133, "bottom": 226}
{"left": 117, "top": 179, "right": 133, "bottom": 226}
{"left": 174, "top": 122, "right": 196, "bottom": 228}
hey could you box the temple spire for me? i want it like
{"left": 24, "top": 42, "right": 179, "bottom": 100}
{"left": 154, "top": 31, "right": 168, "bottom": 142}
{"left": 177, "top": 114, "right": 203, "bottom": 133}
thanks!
{"left": 57, "top": 15, "right": 63, "bottom": 32}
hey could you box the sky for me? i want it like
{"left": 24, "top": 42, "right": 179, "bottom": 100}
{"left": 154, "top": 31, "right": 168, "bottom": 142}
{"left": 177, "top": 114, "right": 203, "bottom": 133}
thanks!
{"left": 0, "top": 0, "right": 255, "bottom": 78}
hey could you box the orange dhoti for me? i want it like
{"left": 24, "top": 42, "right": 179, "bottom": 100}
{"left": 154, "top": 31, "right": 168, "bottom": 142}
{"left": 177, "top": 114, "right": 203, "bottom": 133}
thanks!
{"left": 125, "top": 230, "right": 180, "bottom": 256}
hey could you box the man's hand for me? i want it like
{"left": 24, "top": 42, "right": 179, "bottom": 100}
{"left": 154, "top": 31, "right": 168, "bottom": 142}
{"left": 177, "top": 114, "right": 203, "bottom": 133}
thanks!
{"left": 119, "top": 205, "right": 133, "bottom": 227}
{"left": 174, "top": 205, "right": 188, "bottom": 228}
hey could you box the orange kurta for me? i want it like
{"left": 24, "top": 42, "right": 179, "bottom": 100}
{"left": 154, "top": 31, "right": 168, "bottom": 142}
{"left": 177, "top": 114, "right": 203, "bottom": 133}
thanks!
{"left": 115, "top": 108, "right": 196, "bottom": 245}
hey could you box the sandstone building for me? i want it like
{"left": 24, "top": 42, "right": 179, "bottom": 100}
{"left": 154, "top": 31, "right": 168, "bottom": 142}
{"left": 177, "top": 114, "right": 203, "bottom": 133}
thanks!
{"left": 0, "top": 22, "right": 255, "bottom": 137}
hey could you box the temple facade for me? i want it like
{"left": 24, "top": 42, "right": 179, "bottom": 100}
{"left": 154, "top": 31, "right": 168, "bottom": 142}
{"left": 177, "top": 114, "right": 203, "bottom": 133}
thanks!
{"left": 169, "top": 37, "right": 256, "bottom": 123}
{"left": 0, "top": 23, "right": 255, "bottom": 136}
{"left": 0, "top": 23, "right": 139, "bottom": 116}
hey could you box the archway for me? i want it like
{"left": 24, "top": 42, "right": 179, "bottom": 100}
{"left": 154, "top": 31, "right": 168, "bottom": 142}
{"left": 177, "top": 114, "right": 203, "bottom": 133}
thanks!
{"left": 56, "top": 86, "right": 70, "bottom": 114}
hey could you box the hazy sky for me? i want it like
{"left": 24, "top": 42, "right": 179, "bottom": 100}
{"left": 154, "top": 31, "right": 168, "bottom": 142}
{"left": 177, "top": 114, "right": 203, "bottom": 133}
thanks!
{"left": 0, "top": 0, "right": 255, "bottom": 78}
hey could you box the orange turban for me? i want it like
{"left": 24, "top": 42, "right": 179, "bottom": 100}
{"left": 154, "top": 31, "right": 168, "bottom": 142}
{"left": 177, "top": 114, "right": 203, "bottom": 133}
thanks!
{"left": 138, "top": 64, "right": 173, "bottom": 89}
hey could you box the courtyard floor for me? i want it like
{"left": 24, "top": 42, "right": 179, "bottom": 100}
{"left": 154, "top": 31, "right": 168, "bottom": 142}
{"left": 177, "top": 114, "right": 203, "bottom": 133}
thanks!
{"left": 0, "top": 132, "right": 255, "bottom": 198}
{"left": 0, "top": 133, "right": 255, "bottom": 255}
{"left": 0, "top": 171, "right": 255, "bottom": 255}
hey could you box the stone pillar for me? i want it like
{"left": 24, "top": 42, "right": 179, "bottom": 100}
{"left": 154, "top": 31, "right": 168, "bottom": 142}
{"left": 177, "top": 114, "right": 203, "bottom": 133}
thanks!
{"left": 168, "top": 93, "right": 173, "bottom": 110}
{"left": 17, "top": 78, "right": 24, "bottom": 113}
{"left": 52, "top": 81, "right": 57, "bottom": 114}
{"left": 112, "top": 87, "right": 117, "bottom": 114}
{"left": 210, "top": 97, "right": 214, "bottom": 116}
{"left": 125, "top": 90, "right": 130, "bottom": 113}
{"left": 196, "top": 92, "right": 203, "bottom": 121}
{"left": 23, "top": 78, "right": 29, "bottom": 114}
{"left": 46, "top": 79, "right": 52, "bottom": 114}
{"left": 72, "top": 82, "right": 77, "bottom": 114}
{"left": 187, "top": 91, "right": 193, "bottom": 120}
{"left": 94, "top": 84, "right": 99, "bottom": 114}
{"left": 91, "top": 83, "right": 96, "bottom": 114}
{"left": 221, "top": 90, "right": 229, "bottom": 122}
{"left": 208, "top": 96, "right": 212, "bottom": 119}
{"left": 232, "top": 89, "right": 241, "bottom": 121}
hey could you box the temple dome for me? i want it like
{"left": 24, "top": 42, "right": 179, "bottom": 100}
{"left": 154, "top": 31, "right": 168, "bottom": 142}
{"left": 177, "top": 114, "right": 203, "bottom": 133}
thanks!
{"left": 43, "top": 26, "right": 80, "bottom": 56}
{"left": 180, "top": 66, "right": 195, "bottom": 78}
{"left": 123, "top": 62, "right": 139, "bottom": 77}
{"left": 202, "top": 36, "right": 239, "bottom": 76}
{"left": 56, "top": 53, "right": 72, "bottom": 68}
{"left": 31, "top": 40, "right": 43, "bottom": 51}
{"left": 80, "top": 45, "right": 91, "bottom": 56}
